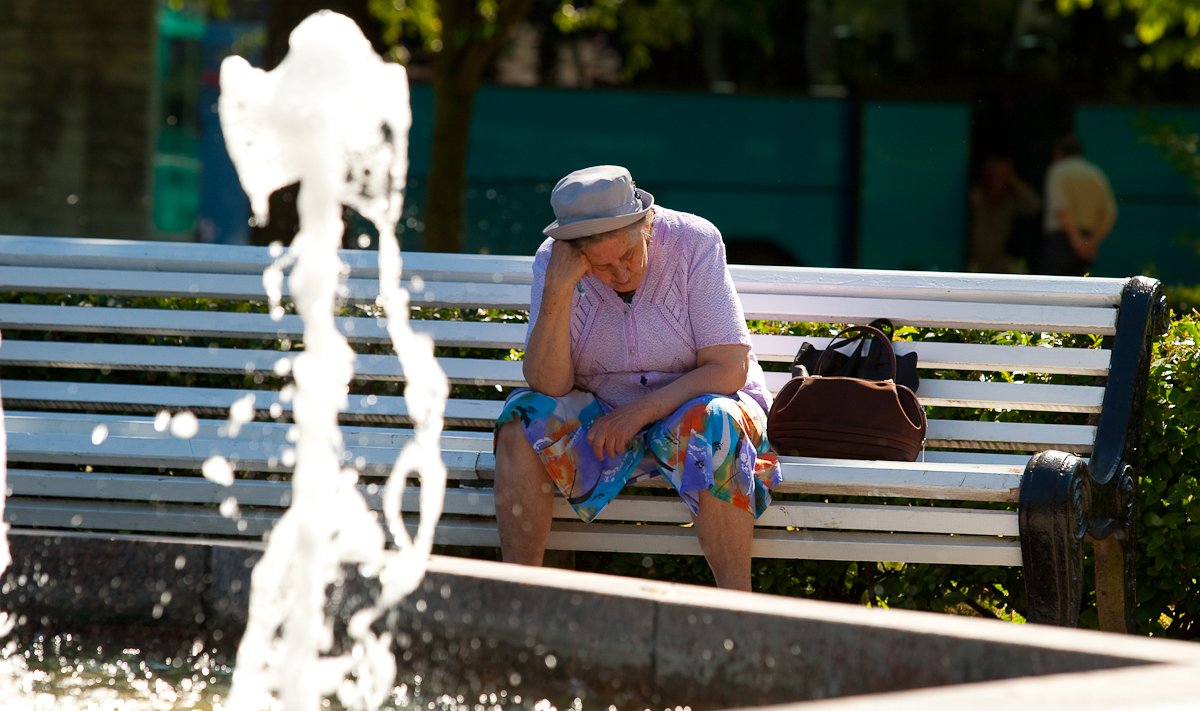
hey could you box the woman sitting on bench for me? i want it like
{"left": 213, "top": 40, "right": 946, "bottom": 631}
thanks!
{"left": 494, "top": 165, "right": 781, "bottom": 591}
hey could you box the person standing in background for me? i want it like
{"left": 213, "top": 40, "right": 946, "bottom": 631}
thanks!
{"left": 1038, "top": 134, "right": 1118, "bottom": 276}
{"left": 968, "top": 155, "right": 1042, "bottom": 273}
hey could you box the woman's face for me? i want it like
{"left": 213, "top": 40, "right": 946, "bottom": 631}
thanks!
{"left": 581, "top": 223, "right": 649, "bottom": 294}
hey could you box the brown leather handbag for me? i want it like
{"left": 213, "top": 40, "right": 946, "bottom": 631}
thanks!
{"left": 767, "top": 325, "right": 927, "bottom": 461}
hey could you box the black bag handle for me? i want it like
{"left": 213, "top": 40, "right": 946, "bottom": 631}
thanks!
{"left": 813, "top": 324, "right": 898, "bottom": 380}
{"left": 868, "top": 318, "right": 895, "bottom": 337}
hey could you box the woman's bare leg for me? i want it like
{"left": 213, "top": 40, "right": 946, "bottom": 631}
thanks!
{"left": 694, "top": 490, "right": 754, "bottom": 591}
{"left": 494, "top": 420, "right": 555, "bottom": 565}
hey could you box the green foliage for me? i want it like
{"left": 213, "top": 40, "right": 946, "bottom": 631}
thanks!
{"left": 369, "top": 0, "right": 443, "bottom": 56}
{"left": 553, "top": 0, "right": 696, "bottom": 77}
{"left": 1142, "top": 120, "right": 1200, "bottom": 193}
{"left": 1166, "top": 283, "right": 1200, "bottom": 315}
{"left": 1134, "top": 312, "right": 1200, "bottom": 637}
{"left": 1056, "top": 0, "right": 1200, "bottom": 69}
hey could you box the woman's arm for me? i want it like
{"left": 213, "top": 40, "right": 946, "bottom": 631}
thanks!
{"left": 523, "top": 241, "right": 589, "bottom": 396}
{"left": 586, "top": 343, "right": 750, "bottom": 458}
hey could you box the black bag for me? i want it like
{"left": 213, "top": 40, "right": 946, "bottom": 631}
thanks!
{"left": 768, "top": 324, "right": 927, "bottom": 461}
{"left": 791, "top": 319, "right": 919, "bottom": 392}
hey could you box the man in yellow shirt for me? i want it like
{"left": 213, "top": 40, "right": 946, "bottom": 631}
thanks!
{"left": 1039, "top": 134, "right": 1118, "bottom": 276}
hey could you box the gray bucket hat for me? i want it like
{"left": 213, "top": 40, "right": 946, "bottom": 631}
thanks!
{"left": 543, "top": 165, "right": 654, "bottom": 240}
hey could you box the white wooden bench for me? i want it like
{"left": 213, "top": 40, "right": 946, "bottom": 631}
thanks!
{"left": 0, "top": 234, "right": 1166, "bottom": 633}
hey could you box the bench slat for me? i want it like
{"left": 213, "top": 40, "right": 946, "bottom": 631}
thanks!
{"left": 1, "top": 263, "right": 1120, "bottom": 331}
{"left": 1, "top": 304, "right": 1114, "bottom": 377}
{"left": 926, "top": 419, "right": 1093, "bottom": 452}
{"left": 0, "top": 266, "right": 532, "bottom": 310}
{"left": 8, "top": 415, "right": 1028, "bottom": 504}
{"left": 6, "top": 417, "right": 1030, "bottom": 502}
{"left": 1, "top": 412, "right": 494, "bottom": 451}
{"left": 6, "top": 470, "right": 1017, "bottom": 537}
{"left": 4, "top": 350, "right": 1104, "bottom": 422}
{"left": 0, "top": 341, "right": 525, "bottom": 388}
{"left": 3, "top": 500, "right": 1021, "bottom": 566}
{"left": 0, "top": 235, "right": 538, "bottom": 282}
{"left": 4, "top": 499, "right": 280, "bottom": 537}
{"left": 470, "top": 448, "right": 1030, "bottom": 491}
{"left": 548, "top": 523, "right": 1023, "bottom": 566}
{"left": 750, "top": 334, "right": 1111, "bottom": 375}
{"left": 2, "top": 373, "right": 1104, "bottom": 421}
{"left": 1, "top": 382, "right": 504, "bottom": 429}
{"left": 729, "top": 264, "right": 1126, "bottom": 306}
{"left": 586, "top": 497, "right": 1019, "bottom": 536}
{"left": 775, "top": 458, "right": 1024, "bottom": 502}
{"left": 913, "top": 379, "right": 1102, "bottom": 413}
{"left": 739, "top": 293, "right": 1117, "bottom": 335}
{"left": 760, "top": 372, "right": 1104, "bottom": 413}
{"left": 0, "top": 235, "right": 1126, "bottom": 306}
{"left": 2, "top": 302, "right": 1116, "bottom": 379}
{"left": 2, "top": 429, "right": 484, "bottom": 478}
{"left": 0, "top": 303, "right": 527, "bottom": 349}
{"left": 4, "top": 406, "right": 1090, "bottom": 475}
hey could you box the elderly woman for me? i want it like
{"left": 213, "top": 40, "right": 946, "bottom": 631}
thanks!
{"left": 494, "top": 165, "right": 781, "bottom": 591}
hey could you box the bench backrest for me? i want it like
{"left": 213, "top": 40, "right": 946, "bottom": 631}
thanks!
{"left": 0, "top": 235, "right": 1133, "bottom": 454}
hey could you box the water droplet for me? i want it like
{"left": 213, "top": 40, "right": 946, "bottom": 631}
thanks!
{"left": 91, "top": 424, "right": 108, "bottom": 445}
{"left": 170, "top": 412, "right": 199, "bottom": 439}
{"left": 219, "top": 497, "right": 240, "bottom": 518}
{"left": 203, "top": 457, "right": 234, "bottom": 486}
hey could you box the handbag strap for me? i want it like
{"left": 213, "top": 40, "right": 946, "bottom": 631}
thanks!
{"left": 813, "top": 324, "right": 899, "bottom": 379}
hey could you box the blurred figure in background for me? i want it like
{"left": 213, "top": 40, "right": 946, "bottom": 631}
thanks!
{"left": 1038, "top": 134, "right": 1118, "bottom": 276}
{"left": 968, "top": 155, "right": 1041, "bottom": 274}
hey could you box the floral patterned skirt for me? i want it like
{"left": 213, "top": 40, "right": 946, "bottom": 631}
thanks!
{"left": 495, "top": 389, "right": 781, "bottom": 523}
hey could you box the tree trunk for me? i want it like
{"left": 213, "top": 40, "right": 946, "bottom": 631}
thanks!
{"left": 423, "top": 56, "right": 480, "bottom": 253}
{"left": 420, "top": 0, "right": 534, "bottom": 253}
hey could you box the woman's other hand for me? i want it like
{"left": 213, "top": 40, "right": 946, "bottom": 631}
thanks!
{"left": 588, "top": 401, "right": 652, "bottom": 459}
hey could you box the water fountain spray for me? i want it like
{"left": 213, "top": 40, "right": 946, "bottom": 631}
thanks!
{"left": 218, "top": 11, "right": 448, "bottom": 709}
{"left": 0, "top": 335, "right": 15, "bottom": 698}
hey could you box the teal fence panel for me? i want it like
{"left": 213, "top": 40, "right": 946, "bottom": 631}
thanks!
{"left": 1076, "top": 105, "right": 1200, "bottom": 285}
{"left": 857, "top": 102, "right": 970, "bottom": 271}
{"left": 406, "top": 85, "right": 853, "bottom": 265}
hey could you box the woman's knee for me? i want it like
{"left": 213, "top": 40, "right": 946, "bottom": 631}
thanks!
{"left": 495, "top": 419, "right": 533, "bottom": 457}
{"left": 703, "top": 395, "right": 743, "bottom": 420}
{"left": 684, "top": 394, "right": 743, "bottom": 431}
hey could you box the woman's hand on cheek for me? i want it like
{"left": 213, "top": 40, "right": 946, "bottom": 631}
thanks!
{"left": 546, "top": 240, "right": 590, "bottom": 294}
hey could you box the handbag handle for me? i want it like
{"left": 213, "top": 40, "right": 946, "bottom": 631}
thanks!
{"left": 813, "top": 324, "right": 899, "bottom": 380}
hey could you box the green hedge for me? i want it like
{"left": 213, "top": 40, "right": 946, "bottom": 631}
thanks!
{"left": 579, "top": 311, "right": 1200, "bottom": 639}
{"left": 1135, "top": 311, "right": 1200, "bottom": 637}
